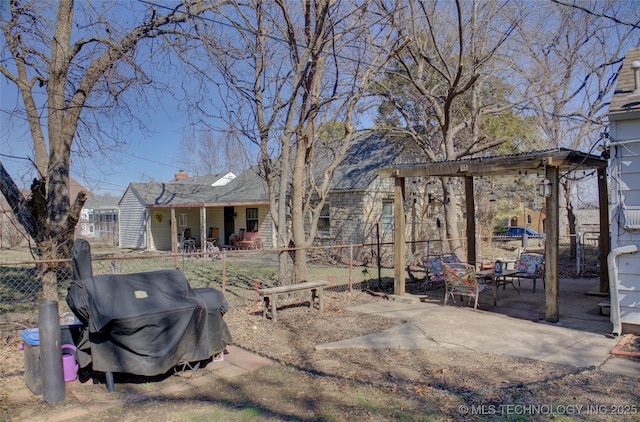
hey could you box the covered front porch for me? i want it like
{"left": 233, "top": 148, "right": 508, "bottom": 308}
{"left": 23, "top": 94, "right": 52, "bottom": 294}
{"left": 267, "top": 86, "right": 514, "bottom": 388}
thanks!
{"left": 146, "top": 202, "right": 272, "bottom": 252}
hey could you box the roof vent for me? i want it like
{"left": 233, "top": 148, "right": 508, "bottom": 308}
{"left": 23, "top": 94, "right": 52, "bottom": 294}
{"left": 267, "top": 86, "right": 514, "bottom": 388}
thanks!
{"left": 632, "top": 60, "right": 640, "bottom": 95}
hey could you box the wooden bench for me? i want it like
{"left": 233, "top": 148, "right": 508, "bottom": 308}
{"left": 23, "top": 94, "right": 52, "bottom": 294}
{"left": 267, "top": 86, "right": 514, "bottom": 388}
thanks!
{"left": 258, "top": 280, "right": 329, "bottom": 322}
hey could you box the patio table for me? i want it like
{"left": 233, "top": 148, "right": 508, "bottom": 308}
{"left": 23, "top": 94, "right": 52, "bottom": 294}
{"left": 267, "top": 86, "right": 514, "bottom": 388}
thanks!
{"left": 476, "top": 269, "right": 520, "bottom": 306}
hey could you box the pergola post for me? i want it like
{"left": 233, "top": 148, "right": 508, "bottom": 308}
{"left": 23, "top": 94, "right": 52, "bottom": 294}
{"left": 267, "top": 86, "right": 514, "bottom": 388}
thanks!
{"left": 394, "top": 175, "right": 406, "bottom": 296}
{"left": 465, "top": 176, "right": 477, "bottom": 266}
{"left": 545, "top": 165, "right": 560, "bottom": 322}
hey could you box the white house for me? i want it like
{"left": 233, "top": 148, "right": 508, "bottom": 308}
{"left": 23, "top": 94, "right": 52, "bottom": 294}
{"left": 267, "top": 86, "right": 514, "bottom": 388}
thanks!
{"left": 80, "top": 195, "right": 119, "bottom": 244}
{"left": 608, "top": 46, "right": 640, "bottom": 335}
{"left": 117, "top": 170, "right": 275, "bottom": 251}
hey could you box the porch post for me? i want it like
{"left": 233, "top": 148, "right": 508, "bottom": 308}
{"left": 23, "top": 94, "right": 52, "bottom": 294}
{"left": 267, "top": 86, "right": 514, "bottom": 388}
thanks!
{"left": 545, "top": 165, "right": 560, "bottom": 322}
{"left": 465, "top": 176, "right": 477, "bottom": 267}
{"left": 200, "top": 206, "right": 206, "bottom": 253}
{"left": 171, "top": 208, "right": 178, "bottom": 269}
{"left": 597, "top": 167, "right": 610, "bottom": 293}
{"left": 394, "top": 175, "right": 406, "bottom": 296}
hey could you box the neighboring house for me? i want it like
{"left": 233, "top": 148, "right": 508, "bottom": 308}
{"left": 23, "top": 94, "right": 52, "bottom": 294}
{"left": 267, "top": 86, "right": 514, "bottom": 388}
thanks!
{"left": 608, "top": 46, "right": 640, "bottom": 335}
{"left": 573, "top": 206, "right": 600, "bottom": 237}
{"left": 506, "top": 205, "right": 599, "bottom": 239}
{"left": 118, "top": 170, "right": 274, "bottom": 251}
{"left": 80, "top": 195, "right": 120, "bottom": 244}
{"left": 506, "top": 208, "right": 546, "bottom": 235}
{"left": 0, "top": 192, "right": 27, "bottom": 248}
{"left": 318, "top": 135, "right": 416, "bottom": 246}
{"left": 117, "top": 136, "right": 417, "bottom": 252}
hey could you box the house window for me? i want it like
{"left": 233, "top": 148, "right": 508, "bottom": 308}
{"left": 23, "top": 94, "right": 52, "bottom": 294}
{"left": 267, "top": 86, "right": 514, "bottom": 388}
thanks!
{"left": 318, "top": 203, "right": 330, "bottom": 235}
{"left": 381, "top": 200, "right": 394, "bottom": 233}
{"left": 246, "top": 208, "right": 259, "bottom": 232}
{"left": 179, "top": 213, "right": 188, "bottom": 228}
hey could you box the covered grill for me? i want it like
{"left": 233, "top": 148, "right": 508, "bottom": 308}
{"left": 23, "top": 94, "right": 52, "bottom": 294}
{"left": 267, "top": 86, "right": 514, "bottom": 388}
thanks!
{"left": 66, "top": 239, "right": 232, "bottom": 379}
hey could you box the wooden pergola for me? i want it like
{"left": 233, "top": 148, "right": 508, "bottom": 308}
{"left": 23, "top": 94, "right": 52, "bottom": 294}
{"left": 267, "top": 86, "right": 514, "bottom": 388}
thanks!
{"left": 382, "top": 148, "right": 609, "bottom": 322}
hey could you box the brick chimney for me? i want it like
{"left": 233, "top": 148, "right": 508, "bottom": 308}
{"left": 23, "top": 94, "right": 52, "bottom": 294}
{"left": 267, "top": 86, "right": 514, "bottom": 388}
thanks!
{"left": 174, "top": 170, "right": 188, "bottom": 180}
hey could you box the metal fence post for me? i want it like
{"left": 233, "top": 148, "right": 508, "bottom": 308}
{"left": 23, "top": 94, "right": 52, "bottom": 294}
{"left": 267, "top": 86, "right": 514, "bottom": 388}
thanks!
{"left": 576, "top": 233, "right": 582, "bottom": 276}
{"left": 349, "top": 245, "right": 353, "bottom": 293}
{"left": 222, "top": 249, "right": 227, "bottom": 294}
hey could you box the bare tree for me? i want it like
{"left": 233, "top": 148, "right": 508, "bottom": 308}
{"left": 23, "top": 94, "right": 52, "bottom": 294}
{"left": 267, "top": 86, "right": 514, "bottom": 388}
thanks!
{"left": 179, "top": 0, "right": 402, "bottom": 283}
{"left": 373, "top": 0, "right": 520, "bottom": 254}
{"left": 177, "top": 130, "right": 246, "bottom": 176}
{"left": 512, "top": 0, "right": 640, "bottom": 255}
{"left": 0, "top": 0, "right": 225, "bottom": 300}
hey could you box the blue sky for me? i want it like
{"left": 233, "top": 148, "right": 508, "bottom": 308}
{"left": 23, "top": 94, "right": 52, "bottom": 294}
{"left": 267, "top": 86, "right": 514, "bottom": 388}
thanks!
{"left": 1, "top": 77, "right": 199, "bottom": 197}
{"left": 0, "top": 1, "right": 211, "bottom": 197}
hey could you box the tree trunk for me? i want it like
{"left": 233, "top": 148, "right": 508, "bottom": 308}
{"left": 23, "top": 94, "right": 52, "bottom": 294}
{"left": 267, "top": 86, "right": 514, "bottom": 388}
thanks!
{"left": 441, "top": 178, "right": 462, "bottom": 255}
{"left": 563, "top": 181, "right": 577, "bottom": 259}
{"left": 40, "top": 270, "right": 58, "bottom": 304}
{"left": 290, "top": 144, "right": 310, "bottom": 283}
{"left": 293, "top": 248, "right": 309, "bottom": 283}
{"left": 278, "top": 250, "right": 289, "bottom": 286}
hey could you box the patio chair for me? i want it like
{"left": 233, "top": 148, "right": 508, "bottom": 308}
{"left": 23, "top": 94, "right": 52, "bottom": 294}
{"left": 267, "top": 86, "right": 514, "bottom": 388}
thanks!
{"left": 238, "top": 231, "right": 261, "bottom": 249}
{"left": 421, "top": 253, "right": 461, "bottom": 291}
{"left": 182, "top": 228, "right": 196, "bottom": 252}
{"left": 442, "top": 262, "right": 490, "bottom": 310}
{"left": 512, "top": 252, "right": 545, "bottom": 293}
{"left": 207, "top": 227, "right": 219, "bottom": 245}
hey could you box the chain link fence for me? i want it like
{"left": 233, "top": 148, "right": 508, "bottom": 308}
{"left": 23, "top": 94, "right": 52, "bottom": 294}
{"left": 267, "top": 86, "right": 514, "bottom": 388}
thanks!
{"left": 0, "top": 243, "right": 397, "bottom": 327}
{"left": 0, "top": 234, "right": 601, "bottom": 329}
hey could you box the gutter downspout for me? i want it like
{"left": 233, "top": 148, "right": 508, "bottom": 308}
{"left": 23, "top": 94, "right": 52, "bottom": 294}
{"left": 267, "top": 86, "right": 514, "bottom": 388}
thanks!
{"left": 607, "top": 244, "right": 638, "bottom": 336}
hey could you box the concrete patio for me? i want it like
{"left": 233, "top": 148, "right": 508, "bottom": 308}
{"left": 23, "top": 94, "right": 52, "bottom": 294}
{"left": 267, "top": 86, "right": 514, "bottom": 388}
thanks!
{"left": 316, "top": 277, "right": 640, "bottom": 378}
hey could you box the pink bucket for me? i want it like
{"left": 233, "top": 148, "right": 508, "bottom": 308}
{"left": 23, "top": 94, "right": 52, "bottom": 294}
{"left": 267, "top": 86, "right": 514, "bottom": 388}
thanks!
{"left": 61, "top": 344, "right": 79, "bottom": 383}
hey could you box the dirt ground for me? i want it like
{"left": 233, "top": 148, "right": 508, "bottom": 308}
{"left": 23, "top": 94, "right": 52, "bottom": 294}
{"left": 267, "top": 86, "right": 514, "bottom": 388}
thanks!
{"left": 1, "top": 289, "right": 639, "bottom": 421}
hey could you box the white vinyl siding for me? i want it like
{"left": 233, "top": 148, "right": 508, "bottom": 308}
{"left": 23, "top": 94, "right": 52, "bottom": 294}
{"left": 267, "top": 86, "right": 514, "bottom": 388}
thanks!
{"left": 118, "top": 189, "right": 147, "bottom": 249}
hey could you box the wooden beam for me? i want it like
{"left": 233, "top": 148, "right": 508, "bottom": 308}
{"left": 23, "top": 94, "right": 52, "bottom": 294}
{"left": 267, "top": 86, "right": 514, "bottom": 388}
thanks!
{"left": 389, "top": 149, "right": 607, "bottom": 179}
{"left": 598, "top": 167, "right": 610, "bottom": 293}
{"left": 465, "top": 176, "right": 477, "bottom": 266}
{"left": 545, "top": 166, "right": 560, "bottom": 322}
{"left": 394, "top": 177, "right": 406, "bottom": 296}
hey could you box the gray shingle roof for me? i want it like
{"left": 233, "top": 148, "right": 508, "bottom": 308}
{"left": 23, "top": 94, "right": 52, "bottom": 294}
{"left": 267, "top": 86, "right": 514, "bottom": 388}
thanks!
{"left": 331, "top": 135, "right": 408, "bottom": 191}
{"left": 169, "top": 172, "right": 233, "bottom": 185}
{"left": 84, "top": 195, "right": 119, "bottom": 209}
{"left": 128, "top": 182, "right": 218, "bottom": 205}
{"left": 126, "top": 135, "right": 407, "bottom": 206}
{"left": 127, "top": 168, "right": 269, "bottom": 206}
{"left": 206, "top": 169, "right": 269, "bottom": 203}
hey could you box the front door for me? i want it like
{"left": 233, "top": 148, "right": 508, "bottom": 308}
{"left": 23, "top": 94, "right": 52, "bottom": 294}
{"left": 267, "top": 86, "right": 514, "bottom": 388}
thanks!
{"left": 224, "top": 207, "right": 235, "bottom": 246}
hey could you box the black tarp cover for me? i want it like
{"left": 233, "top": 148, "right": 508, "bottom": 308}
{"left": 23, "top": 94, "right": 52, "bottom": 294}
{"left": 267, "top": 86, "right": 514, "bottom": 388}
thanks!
{"left": 66, "top": 239, "right": 232, "bottom": 376}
